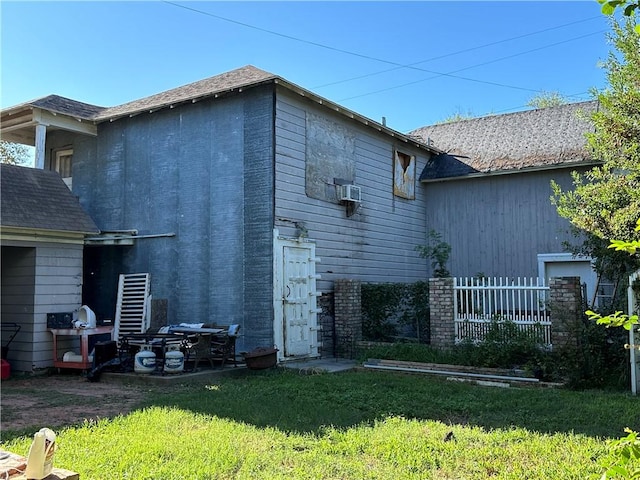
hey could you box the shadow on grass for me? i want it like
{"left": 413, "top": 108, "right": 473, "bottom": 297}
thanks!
{"left": 135, "top": 368, "right": 637, "bottom": 439}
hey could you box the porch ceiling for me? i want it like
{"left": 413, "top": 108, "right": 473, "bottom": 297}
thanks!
{"left": 0, "top": 106, "right": 97, "bottom": 146}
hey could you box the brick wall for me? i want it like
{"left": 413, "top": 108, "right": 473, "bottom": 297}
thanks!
{"left": 428, "top": 277, "right": 455, "bottom": 348}
{"left": 318, "top": 292, "right": 335, "bottom": 357}
{"left": 427, "top": 276, "right": 582, "bottom": 350}
{"left": 549, "top": 276, "right": 583, "bottom": 351}
{"left": 334, "top": 279, "right": 362, "bottom": 358}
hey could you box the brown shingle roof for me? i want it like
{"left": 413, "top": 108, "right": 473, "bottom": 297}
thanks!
{"left": 8, "top": 95, "right": 106, "bottom": 120}
{"left": 1, "top": 164, "right": 99, "bottom": 234}
{"left": 30, "top": 95, "right": 106, "bottom": 119}
{"left": 412, "top": 101, "right": 599, "bottom": 180}
{"left": 93, "top": 65, "right": 277, "bottom": 122}
{"left": 2, "top": 65, "right": 438, "bottom": 154}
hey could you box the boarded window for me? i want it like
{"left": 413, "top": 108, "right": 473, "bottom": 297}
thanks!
{"left": 393, "top": 150, "right": 415, "bottom": 199}
{"left": 305, "top": 113, "right": 356, "bottom": 203}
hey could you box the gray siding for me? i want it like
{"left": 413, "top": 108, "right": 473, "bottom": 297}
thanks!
{"left": 1, "top": 243, "right": 84, "bottom": 372}
{"left": 423, "top": 170, "right": 581, "bottom": 279}
{"left": 274, "top": 89, "right": 431, "bottom": 293}
{"left": 74, "top": 88, "right": 275, "bottom": 351}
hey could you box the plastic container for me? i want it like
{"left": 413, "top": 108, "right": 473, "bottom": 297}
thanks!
{"left": 77, "top": 305, "right": 96, "bottom": 328}
{"left": 1, "top": 359, "right": 10, "bottom": 380}
{"left": 163, "top": 346, "right": 184, "bottom": 374}
{"left": 134, "top": 345, "right": 156, "bottom": 373}
{"left": 62, "top": 351, "right": 93, "bottom": 363}
{"left": 25, "top": 427, "right": 56, "bottom": 479}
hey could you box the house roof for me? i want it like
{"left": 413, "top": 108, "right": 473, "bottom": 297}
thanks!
{"left": 411, "top": 100, "right": 600, "bottom": 181}
{"left": 4, "top": 95, "right": 106, "bottom": 121}
{"left": 1, "top": 65, "right": 440, "bottom": 155}
{"left": 92, "top": 65, "right": 277, "bottom": 122}
{"left": 93, "top": 65, "right": 439, "bottom": 153}
{"left": 29, "top": 95, "right": 107, "bottom": 120}
{"left": 0, "top": 164, "right": 99, "bottom": 234}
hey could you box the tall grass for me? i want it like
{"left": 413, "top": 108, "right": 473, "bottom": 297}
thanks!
{"left": 3, "top": 369, "right": 638, "bottom": 479}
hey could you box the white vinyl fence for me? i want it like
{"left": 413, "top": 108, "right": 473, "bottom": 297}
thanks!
{"left": 454, "top": 277, "right": 551, "bottom": 345}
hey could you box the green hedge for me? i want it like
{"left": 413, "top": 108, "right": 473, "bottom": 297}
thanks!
{"left": 361, "top": 281, "right": 429, "bottom": 342}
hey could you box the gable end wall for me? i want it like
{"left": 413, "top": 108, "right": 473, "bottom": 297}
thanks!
{"left": 274, "top": 88, "right": 432, "bottom": 293}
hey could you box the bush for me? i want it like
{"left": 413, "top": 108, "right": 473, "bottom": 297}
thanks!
{"left": 453, "top": 318, "right": 553, "bottom": 378}
{"left": 554, "top": 314, "right": 630, "bottom": 390}
{"left": 361, "top": 281, "right": 429, "bottom": 342}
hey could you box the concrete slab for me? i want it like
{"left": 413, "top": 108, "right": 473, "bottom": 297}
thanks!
{"left": 279, "top": 357, "right": 358, "bottom": 374}
{"left": 100, "top": 363, "right": 248, "bottom": 384}
{"left": 98, "top": 357, "right": 358, "bottom": 384}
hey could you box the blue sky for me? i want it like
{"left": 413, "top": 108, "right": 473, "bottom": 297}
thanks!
{"left": 1, "top": 1, "right": 615, "bottom": 134}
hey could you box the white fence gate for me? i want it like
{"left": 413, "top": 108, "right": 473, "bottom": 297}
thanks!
{"left": 454, "top": 277, "right": 551, "bottom": 345}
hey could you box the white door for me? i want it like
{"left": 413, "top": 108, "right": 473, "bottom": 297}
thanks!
{"left": 273, "top": 232, "right": 321, "bottom": 359}
{"left": 538, "top": 253, "right": 598, "bottom": 306}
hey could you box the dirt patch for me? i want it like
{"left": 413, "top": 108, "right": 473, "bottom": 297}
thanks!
{"left": 1, "top": 374, "right": 148, "bottom": 435}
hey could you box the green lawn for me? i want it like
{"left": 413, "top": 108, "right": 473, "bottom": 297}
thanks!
{"left": 3, "top": 369, "right": 639, "bottom": 479}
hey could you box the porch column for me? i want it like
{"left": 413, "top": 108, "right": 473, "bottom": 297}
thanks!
{"left": 429, "top": 277, "right": 455, "bottom": 348}
{"left": 35, "top": 123, "right": 46, "bottom": 169}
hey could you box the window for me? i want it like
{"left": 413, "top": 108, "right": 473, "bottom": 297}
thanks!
{"left": 393, "top": 150, "right": 416, "bottom": 199}
{"left": 53, "top": 148, "right": 73, "bottom": 188}
{"left": 54, "top": 149, "right": 73, "bottom": 178}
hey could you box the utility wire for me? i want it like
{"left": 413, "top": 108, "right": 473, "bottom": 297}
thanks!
{"left": 162, "top": 1, "right": 603, "bottom": 96}
{"left": 338, "top": 30, "right": 606, "bottom": 102}
{"left": 313, "top": 16, "right": 604, "bottom": 89}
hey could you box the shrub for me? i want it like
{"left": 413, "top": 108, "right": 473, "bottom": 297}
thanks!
{"left": 454, "top": 318, "right": 553, "bottom": 378}
{"left": 361, "top": 281, "right": 429, "bottom": 342}
{"left": 553, "top": 313, "right": 630, "bottom": 390}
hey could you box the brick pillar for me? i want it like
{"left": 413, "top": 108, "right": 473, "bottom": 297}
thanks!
{"left": 317, "top": 292, "right": 335, "bottom": 357}
{"left": 334, "top": 279, "right": 362, "bottom": 359}
{"left": 549, "top": 276, "right": 583, "bottom": 351}
{"left": 428, "top": 277, "right": 455, "bottom": 348}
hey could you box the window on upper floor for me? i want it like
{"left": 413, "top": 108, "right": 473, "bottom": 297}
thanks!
{"left": 53, "top": 148, "right": 73, "bottom": 189}
{"left": 393, "top": 150, "right": 416, "bottom": 200}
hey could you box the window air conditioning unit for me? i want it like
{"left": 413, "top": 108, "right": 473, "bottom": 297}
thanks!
{"left": 338, "top": 184, "right": 361, "bottom": 203}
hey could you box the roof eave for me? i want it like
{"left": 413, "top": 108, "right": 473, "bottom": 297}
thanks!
{"left": 0, "top": 226, "right": 99, "bottom": 244}
{"left": 95, "top": 77, "right": 279, "bottom": 123}
{"left": 273, "top": 78, "right": 441, "bottom": 155}
{"left": 95, "top": 75, "right": 442, "bottom": 155}
{"left": 420, "top": 159, "right": 601, "bottom": 183}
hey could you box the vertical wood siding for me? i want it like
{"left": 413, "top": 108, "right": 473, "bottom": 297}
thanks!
{"left": 424, "top": 170, "right": 582, "bottom": 279}
{"left": 275, "top": 90, "right": 431, "bottom": 293}
{"left": 1, "top": 243, "right": 84, "bottom": 372}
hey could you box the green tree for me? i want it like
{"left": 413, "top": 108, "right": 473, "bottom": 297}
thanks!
{"left": 437, "top": 108, "right": 476, "bottom": 124}
{"left": 551, "top": 18, "right": 640, "bottom": 243}
{"left": 526, "top": 91, "right": 569, "bottom": 109}
{"left": 415, "top": 230, "right": 451, "bottom": 278}
{"left": 598, "top": 0, "right": 640, "bottom": 32}
{"left": 0, "top": 140, "right": 31, "bottom": 166}
{"left": 562, "top": 226, "right": 640, "bottom": 309}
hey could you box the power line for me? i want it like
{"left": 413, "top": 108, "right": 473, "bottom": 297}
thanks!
{"left": 162, "top": 1, "right": 603, "bottom": 97}
{"left": 338, "top": 30, "right": 606, "bottom": 102}
{"left": 313, "top": 16, "right": 603, "bottom": 89}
